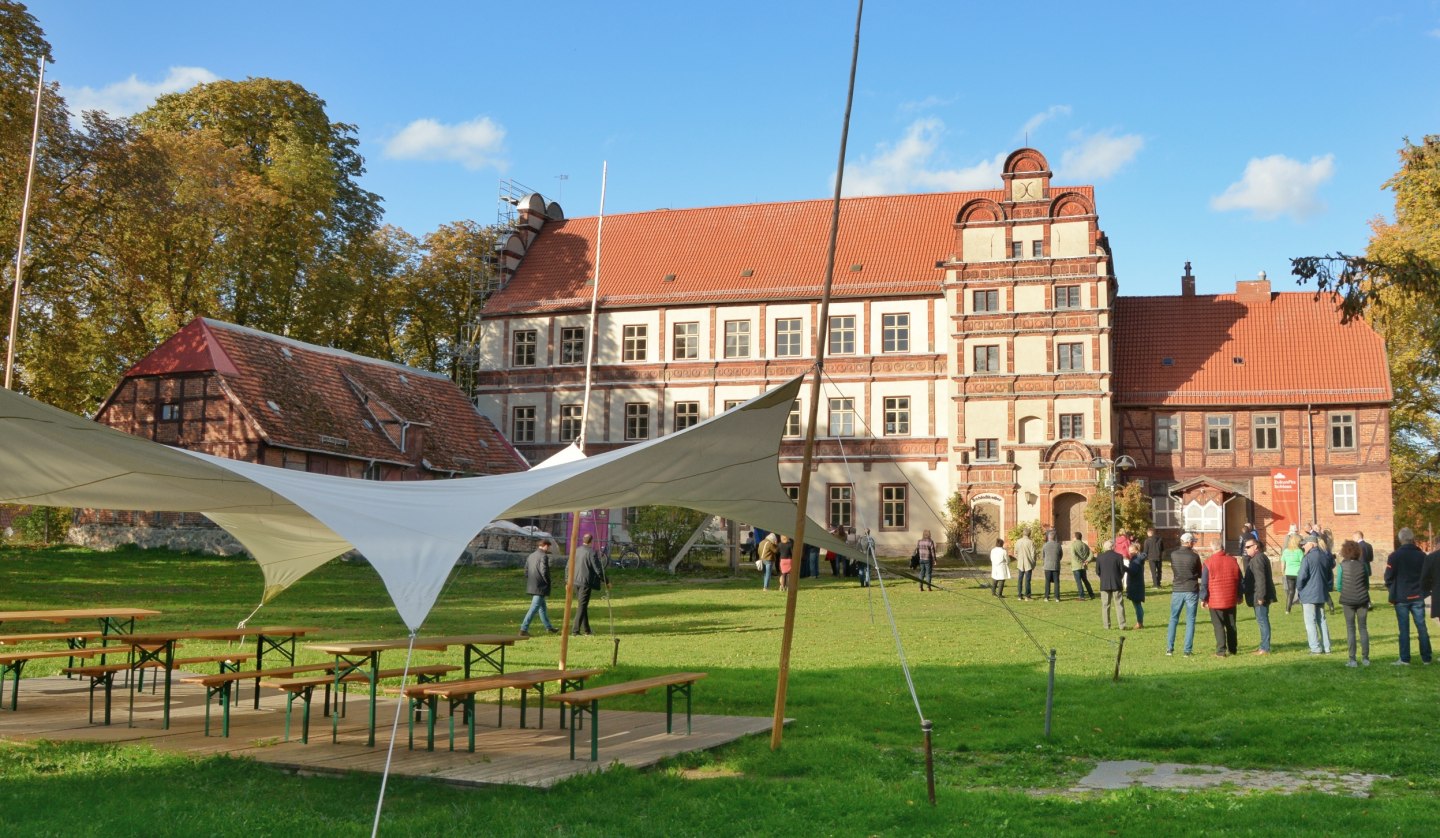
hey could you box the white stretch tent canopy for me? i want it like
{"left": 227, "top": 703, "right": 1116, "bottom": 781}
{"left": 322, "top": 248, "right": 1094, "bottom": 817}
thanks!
{"left": 0, "top": 376, "right": 853, "bottom": 630}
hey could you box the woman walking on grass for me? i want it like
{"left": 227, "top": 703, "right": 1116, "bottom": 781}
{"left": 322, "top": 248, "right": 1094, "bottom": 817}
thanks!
{"left": 1337, "top": 539, "right": 1371, "bottom": 667}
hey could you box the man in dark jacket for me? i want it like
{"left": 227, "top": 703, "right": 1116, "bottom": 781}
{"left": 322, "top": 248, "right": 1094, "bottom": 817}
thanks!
{"left": 1241, "top": 536, "right": 1277, "bottom": 654}
{"left": 1296, "top": 534, "right": 1333, "bottom": 654}
{"left": 1142, "top": 527, "right": 1166, "bottom": 589}
{"left": 1165, "top": 532, "right": 1203, "bottom": 656}
{"left": 1041, "top": 531, "right": 1063, "bottom": 601}
{"left": 1096, "top": 541, "right": 1127, "bottom": 629}
{"left": 519, "top": 539, "right": 559, "bottom": 636}
{"left": 570, "top": 533, "right": 608, "bottom": 636}
{"left": 1384, "top": 528, "right": 1433, "bottom": 665}
{"left": 1200, "top": 539, "right": 1242, "bottom": 657}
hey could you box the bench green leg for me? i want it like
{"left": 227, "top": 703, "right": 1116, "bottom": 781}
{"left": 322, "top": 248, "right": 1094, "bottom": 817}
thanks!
{"left": 665, "top": 681, "right": 694, "bottom": 734}
{"left": 568, "top": 700, "right": 601, "bottom": 761}
{"left": 2, "top": 661, "right": 25, "bottom": 710}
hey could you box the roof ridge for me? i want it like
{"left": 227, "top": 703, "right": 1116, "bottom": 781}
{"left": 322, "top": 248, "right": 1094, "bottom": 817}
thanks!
{"left": 199, "top": 318, "right": 449, "bottom": 380}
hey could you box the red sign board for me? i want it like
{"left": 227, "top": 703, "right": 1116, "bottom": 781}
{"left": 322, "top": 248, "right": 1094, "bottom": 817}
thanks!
{"left": 1270, "top": 468, "right": 1300, "bottom": 536}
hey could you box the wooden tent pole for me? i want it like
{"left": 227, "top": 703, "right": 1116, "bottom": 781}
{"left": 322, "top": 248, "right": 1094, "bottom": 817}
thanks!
{"left": 771, "top": 0, "right": 863, "bottom": 750}
{"left": 4, "top": 57, "right": 44, "bottom": 390}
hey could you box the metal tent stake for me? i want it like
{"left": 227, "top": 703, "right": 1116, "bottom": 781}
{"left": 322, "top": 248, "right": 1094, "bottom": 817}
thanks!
{"left": 922, "top": 719, "right": 936, "bottom": 805}
{"left": 1113, "top": 636, "right": 1125, "bottom": 681}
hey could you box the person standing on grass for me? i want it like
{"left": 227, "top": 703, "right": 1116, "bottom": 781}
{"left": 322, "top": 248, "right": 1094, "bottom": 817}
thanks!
{"left": 758, "top": 532, "right": 778, "bottom": 591}
{"left": 1296, "top": 533, "right": 1333, "bottom": 654}
{"left": 1042, "top": 530, "right": 1063, "bottom": 602}
{"left": 1068, "top": 532, "right": 1095, "bottom": 601}
{"left": 856, "top": 528, "right": 875, "bottom": 588}
{"left": 915, "top": 529, "right": 938, "bottom": 591}
{"left": 570, "top": 533, "right": 607, "bottom": 636}
{"left": 1095, "top": 540, "right": 1127, "bottom": 629}
{"left": 1200, "top": 538, "right": 1241, "bottom": 657}
{"left": 1383, "top": 527, "right": 1434, "bottom": 665}
{"left": 1142, "top": 527, "right": 1166, "bottom": 589}
{"left": 1014, "top": 529, "right": 1036, "bottom": 601}
{"left": 1241, "top": 536, "right": 1276, "bottom": 655}
{"left": 1114, "top": 530, "right": 1132, "bottom": 563}
{"left": 989, "top": 538, "right": 1011, "bottom": 598}
{"left": 777, "top": 535, "right": 794, "bottom": 593}
{"left": 1280, "top": 532, "right": 1304, "bottom": 613}
{"left": 519, "top": 539, "right": 559, "bottom": 636}
{"left": 1337, "top": 539, "right": 1371, "bottom": 667}
{"left": 1124, "top": 542, "right": 1147, "bottom": 629}
{"left": 1166, "top": 532, "right": 1202, "bottom": 656}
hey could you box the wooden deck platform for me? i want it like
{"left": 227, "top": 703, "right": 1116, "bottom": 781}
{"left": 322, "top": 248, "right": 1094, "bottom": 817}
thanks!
{"left": 0, "top": 674, "right": 782, "bottom": 788}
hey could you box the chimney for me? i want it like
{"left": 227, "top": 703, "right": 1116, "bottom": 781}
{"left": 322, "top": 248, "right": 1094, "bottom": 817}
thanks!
{"left": 1236, "top": 270, "right": 1271, "bottom": 302}
{"left": 1181, "top": 261, "right": 1196, "bottom": 296}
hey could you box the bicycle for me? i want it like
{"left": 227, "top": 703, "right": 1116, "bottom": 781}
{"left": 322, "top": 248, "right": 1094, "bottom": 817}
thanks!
{"left": 605, "top": 541, "right": 643, "bottom": 570}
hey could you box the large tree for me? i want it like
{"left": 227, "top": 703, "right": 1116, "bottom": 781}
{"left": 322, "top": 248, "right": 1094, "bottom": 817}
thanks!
{"left": 1291, "top": 136, "right": 1440, "bottom": 531}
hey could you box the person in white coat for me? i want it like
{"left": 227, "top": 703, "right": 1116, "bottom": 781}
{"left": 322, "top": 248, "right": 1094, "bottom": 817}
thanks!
{"left": 990, "top": 538, "right": 1012, "bottom": 598}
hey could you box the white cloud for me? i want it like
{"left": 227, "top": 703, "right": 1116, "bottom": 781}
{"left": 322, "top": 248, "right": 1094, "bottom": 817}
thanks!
{"left": 842, "top": 118, "right": 1005, "bottom": 196}
{"left": 384, "top": 116, "right": 506, "bottom": 170}
{"left": 65, "top": 67, "right": 218, "bottom": 117}
{"left": 1019, "top": 105, "right": 1071, "bottom": 140}
{"left": 1058, "top": 131, "right": 1144, "bottom": 179}
{"left": 1210, "top": 153, "right": 1335, "bottom": 220}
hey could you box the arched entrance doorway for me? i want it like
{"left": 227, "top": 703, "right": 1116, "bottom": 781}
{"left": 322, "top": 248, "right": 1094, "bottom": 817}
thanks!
{"left": 972, "top": 498, "right": 1002, "bottom": 554}
{"left": 1053, "top": 492, "right": 1087, "bottom": 540}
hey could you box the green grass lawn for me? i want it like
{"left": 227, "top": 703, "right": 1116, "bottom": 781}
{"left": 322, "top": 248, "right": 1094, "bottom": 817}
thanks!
{"left": 2, "top": 545, "right": 1438, "bottom": 836}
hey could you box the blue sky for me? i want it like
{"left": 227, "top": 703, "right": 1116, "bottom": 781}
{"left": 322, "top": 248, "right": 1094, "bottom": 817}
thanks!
{"left": 26, "top": 1, "right": 1440, "bottom": 297}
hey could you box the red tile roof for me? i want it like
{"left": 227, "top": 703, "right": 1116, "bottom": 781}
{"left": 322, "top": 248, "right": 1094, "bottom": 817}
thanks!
{"left": 486, "top": 189, "right": 1091, "bottom": 314}
{"left": 1113, "top": 292, "right": 1391, "bottom": 407}
{"left": 121, "top": 319, "right": 526, "bottom": 475}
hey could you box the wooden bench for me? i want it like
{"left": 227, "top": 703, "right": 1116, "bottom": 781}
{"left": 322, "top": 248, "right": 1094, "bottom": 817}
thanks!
{"left": 0, "top": 630, "right": 105, "bottom": 646}
{"left": 262, "top": 664, "right": 461, "bottom": 743}
{"left": 0, "top": 645, "right": 133, "bottom": 711}
{"left": 549, "top": 672, "right": 708, "bottom": 761}
{"left": 402, "top": 667, "right": 605, "bottom": 752}
{"left": 179, "top": 663, "right": 340, "bottom": 737}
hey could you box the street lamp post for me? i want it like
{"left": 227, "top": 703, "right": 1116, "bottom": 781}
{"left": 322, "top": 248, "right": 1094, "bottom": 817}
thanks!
{"left": 1090, "top": 455, "right": 1136, "bottom": 542}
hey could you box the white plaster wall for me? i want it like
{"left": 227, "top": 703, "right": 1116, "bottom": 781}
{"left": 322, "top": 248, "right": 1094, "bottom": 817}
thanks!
{"left": 1052, "top": 221, "right": 1089, "bottom": 258}
{"left": 962, "top": 227, "right": 1005, "bottom": 262}
{"left": 1012, "top": 334, "right": 1050, "bottom": 376}
{"left": 964, "top": 400, "right": 1009, "bottom": 444}
{"left": 599, "top": 310, "right": 661, "bottom": 364}
{"left": 716, "top": 306, "right": 760, "bottom": 359}
{"left": 774, "top": 460, "right": 949, "bottom": 557}
{"left": 1012, "top": 224, "right": 1043, "bottom": 256}
{"left": 1013, "top": 284, "right": 1046, "bottom": 313}
{"left": 870, "top": 381, "right": 932, "bottom": 437}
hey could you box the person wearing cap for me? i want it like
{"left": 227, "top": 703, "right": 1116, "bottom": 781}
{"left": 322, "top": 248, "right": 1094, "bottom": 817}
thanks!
{"left": 519, "top": 538, "right": 560, "bottom": 636}
{"left": 1296, "top": 533, "right": 1333, "bottom": 654}
{"left": 1165, "top": 532, "right": 1202, "bottom": 656}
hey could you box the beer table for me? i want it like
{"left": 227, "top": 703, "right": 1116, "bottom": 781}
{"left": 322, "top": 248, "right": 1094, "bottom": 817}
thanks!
{"left": 305, "top": 634, "right": 527, "bottom": 746}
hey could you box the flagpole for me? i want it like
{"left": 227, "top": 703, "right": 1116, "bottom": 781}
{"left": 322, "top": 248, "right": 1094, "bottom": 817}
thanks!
{"left": 4, "top": 56, "right": 45, "bottom": 390}
{"left": 560, "top": 161, "right": 608, "bottom": 669}
{"left": 771, "top": 0, "right": 863, "bottom": 749}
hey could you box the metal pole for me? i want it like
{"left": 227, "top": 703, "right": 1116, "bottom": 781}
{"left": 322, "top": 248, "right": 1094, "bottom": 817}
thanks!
{"left": 922, "top": 719, "right": 936, "bottom": 806}
{"left": 5, "top": 57, "right": 45, "bottom": 390}
{"left": 1044, "top": 649, "right": 1056, "bottom": 739}
{"left": 1109, "top": 472, "right": 1116, "bottom": 543}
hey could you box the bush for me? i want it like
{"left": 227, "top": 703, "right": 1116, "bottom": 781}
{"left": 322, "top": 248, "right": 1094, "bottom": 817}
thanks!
{"left": 1005, "top": 519, "right": 1044, "bottom": 546}
{"left": 628, "top": 505, "right": 709, "bottom": 564}
{"left": 941, "top": 491, "right": 975, "bottom": 558}
{"left": 9, "top": 506, "right": 73, "bottom": 545}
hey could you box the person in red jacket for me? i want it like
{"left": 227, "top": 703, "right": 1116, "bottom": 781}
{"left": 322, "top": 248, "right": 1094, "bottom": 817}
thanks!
{"left": 1200, "top": 538, "right": 1242, "bottom": 657}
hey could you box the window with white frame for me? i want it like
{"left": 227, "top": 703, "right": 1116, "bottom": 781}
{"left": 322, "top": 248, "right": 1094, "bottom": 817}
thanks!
{"left": 1333, "top": 479, "right": 1358, "bottom": 514}
{"left": 881, "top": 485, "right": 907, "bottom": 529}
{"left": 674, "top": 401, "right": 699, "bottom": 432}
{"left": 1183, "top": 499, "right": 1222, "bottom": 532}
{"left": 622, "top": 324, "right": 647, "bottom": 362}
{"left": 559, "top": 403, "right": 582, "bottom": 443}
{"left": 785, "top": 400, "right": 801, "bottom": 437}
{"left": 624, "top": 403, "right": 650, "bottom": 440}
{"left": 1254, "top": 414, "right": 1280, "bottom": 451}
{"left": 774, "top": 318, "right": 803, "bottom": 357}
{"left": 672, "top": 322, "right": 698, "bottom": 360}
{"left": 1206, "top": 415, "right": 1233, "bottom": 451}
{"left": 512, "top": 405, "right": 535, "bottom": 443}
{"left": 828, "top": 484, "right": 853, "bottom": 528}
{"left": 723, "top": 320, "right": 751, "bottom": 358}
{"left": 883, "top": 396, "right": 910, "bottom": 436}
{"left": 828, "top": 398, "right": 855, "bottom": 437}
{"left": 560, "top": 327, "right": 586, "bottom": 365}
{"left": 881, "top": 313, "right": 909, "bottom": 353}
{"left": 512, "top": 329, "right": 537, "bottom": 367}
{"left": 783, "top": 485, "right": 799, "bottom": 502}
{"left": 829, "top": 315, "right": 856, "bottom": 354}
